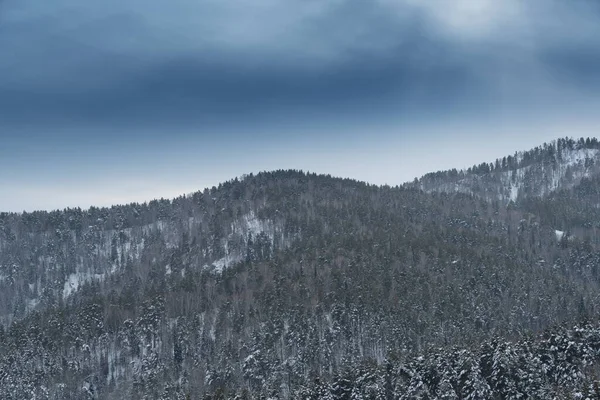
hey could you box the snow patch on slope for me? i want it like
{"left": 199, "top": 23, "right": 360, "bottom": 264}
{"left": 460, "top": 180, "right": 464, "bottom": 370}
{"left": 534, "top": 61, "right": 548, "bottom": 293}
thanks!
{"left": 420, "top": 147, "right": 600, "bottom": 203}
{"left": 63, "top": 271, "right": 106, "bottom": 298}
{"left": 232, "top": 210, "right": 276, "bottom": 242}
{"left": 203, "top": 211, "right": 285, "bottom": 273}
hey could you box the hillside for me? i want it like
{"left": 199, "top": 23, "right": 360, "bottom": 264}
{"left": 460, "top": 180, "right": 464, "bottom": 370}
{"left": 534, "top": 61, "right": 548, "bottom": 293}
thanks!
{"left": 2, "top": 139, "right": 600, "bottom": 399}
{"left": 413, "top": 137, "right": 600, "bottom": 204}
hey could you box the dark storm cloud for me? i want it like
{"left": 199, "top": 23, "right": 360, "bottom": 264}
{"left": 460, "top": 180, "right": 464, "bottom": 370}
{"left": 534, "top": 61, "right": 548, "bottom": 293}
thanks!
{"left": 0, "top": 44, "right": 479, "bottom": 127}
{"left": 0, "top": 0, "right": 599, "bottom": 129}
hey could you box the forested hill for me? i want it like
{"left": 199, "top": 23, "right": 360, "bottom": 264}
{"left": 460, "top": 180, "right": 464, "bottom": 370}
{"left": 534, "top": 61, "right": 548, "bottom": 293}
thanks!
{"left": 2, "top": 139, "right": 600, "bottom": 399}
{"left": 412, "top": 137, "right": 600, "bottom": 204}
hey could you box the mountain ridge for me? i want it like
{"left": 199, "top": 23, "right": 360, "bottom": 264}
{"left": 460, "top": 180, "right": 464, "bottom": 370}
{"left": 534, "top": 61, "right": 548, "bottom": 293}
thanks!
{"left": 411, "top": 137, "right": 600, "bottom": 203}
{"left": 2, "top": 137, "right": 600, "bottom": 399}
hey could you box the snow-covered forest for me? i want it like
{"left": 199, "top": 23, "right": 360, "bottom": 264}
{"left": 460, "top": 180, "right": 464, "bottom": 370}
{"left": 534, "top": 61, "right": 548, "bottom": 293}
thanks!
{"left": 2, "top": 138, "right": 600, "bottom": 398}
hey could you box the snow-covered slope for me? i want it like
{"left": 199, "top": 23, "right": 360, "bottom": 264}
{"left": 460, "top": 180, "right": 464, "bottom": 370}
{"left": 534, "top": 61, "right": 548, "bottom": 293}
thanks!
{"left": 0, "top": 207, "right": 293, "bottom": 325}
{"left": 415, "top": 139, "right": 600, "bottom": 203}
{"left": 202, "top": 211, "right": 289, "bottom": 273}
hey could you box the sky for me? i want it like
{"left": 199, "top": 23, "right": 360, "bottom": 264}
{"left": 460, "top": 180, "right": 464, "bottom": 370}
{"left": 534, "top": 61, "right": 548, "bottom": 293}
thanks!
{"left": 1, "top": 0, "right": 599, "bottom": 211}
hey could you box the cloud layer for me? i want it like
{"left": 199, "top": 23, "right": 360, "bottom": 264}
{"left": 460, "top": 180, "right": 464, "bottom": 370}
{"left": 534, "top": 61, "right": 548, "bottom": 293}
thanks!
{"left": 1, "top": 0, "right": 599, "bottom": 128}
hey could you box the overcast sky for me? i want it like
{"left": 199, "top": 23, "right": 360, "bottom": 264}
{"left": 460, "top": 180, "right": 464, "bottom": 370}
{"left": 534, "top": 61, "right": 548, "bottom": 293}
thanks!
{"left": 1, "top": 0, "right": 599, "bottom": 211}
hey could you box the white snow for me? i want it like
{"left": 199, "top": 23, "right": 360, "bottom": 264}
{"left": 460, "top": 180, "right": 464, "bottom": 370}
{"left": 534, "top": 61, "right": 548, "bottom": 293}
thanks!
{"left": 204, "top": 253, "right": 242, "bottom": 273}
{"left": 555, "top": 230, "right": 565, "bottom": 241}
{"left": 509, "top": 185, "right": 519, "bottom": 202}
{"left": 422, "top": 146, "right": 600, "bottom": 204}
{"left": 63, "top": 271, "right": 106, "bottom": 299}
{"left": 499, "top": 166, "right": 528, "bottom": 203}
{"left": 202, "top": 211, "right": 290, "bottom": 273}
{"left": 232, "top": 210, "right": 276, "bottom": 242}
{"left": 26, "top": 298, "right": 39, "bottom": 311}
{"left": 564, "top": 148, "right": 598, "bottom": 167}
